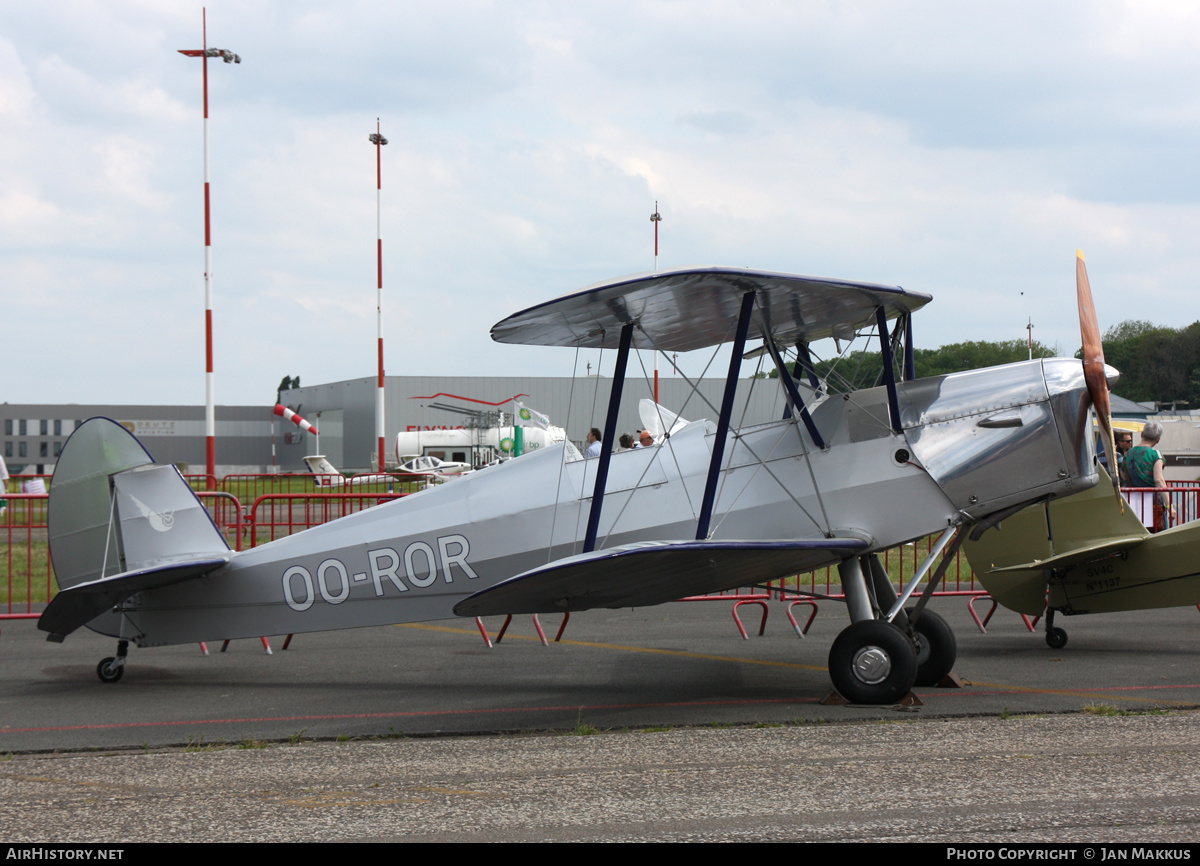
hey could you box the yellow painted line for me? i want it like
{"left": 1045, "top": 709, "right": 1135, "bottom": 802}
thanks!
{"left": 398, "top": 622, "right": 829, "bottom": 672}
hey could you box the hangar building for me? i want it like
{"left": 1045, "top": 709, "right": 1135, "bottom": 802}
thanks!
{"left": 1, "top": 374, "right": 788, "bottom": 477}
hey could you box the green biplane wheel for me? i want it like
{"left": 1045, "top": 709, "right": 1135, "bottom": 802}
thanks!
{"left": 1046, "top": 626, "right": 1068, "bottom": 650}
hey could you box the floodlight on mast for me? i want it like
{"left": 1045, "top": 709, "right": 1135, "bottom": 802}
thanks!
{"left": 369, "top": 121, "right": 389, "bottom": 471}
{"left": 178, "top": 8, "right": 240, "bottom": 489}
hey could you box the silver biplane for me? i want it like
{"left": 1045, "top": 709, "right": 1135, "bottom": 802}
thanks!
{"left": 41, "top": 265, "right": 1107, "bottom": 704}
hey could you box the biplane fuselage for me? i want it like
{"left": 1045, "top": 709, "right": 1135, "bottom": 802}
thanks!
{"left": 48, "top": 361, "right": 1095, "bottom": 646}
{"left": 41, "top": 267, "right": 1099, "bottom": 701}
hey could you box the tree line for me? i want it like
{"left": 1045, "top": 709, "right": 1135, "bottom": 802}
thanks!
{"left": 752, "top": 321, "right": 1197, "bottom": 407}
{"left": 754, "top": 339, "right": 1056, "bottom": 392}
{"left": 1093, "top": 320, "right": 1200, "bottom": 408}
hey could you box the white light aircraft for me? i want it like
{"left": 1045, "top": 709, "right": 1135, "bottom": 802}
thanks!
{"left": 41, "top": 264, "right": 1110, "bottom": 703}
{"left": 301, "top": 455, "right": 394, "bottom": 488}
{"left": 395, "top": 454, "right": 473, "bottom": 478}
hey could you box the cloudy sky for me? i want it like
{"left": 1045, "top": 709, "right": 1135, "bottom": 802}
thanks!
{"left": 3, "top": 1, "right": 1198, "bottom": 407}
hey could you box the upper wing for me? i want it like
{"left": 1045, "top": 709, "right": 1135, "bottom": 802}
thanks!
{"left": 491, "top": 266, "right": 931, "bottom": 352}
{"left": 453, "top": 538, "right": 869, "bottom": 617}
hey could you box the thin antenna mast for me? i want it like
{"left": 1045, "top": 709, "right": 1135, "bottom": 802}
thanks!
{"left": 650, "top": 202, "right": 662, "bottom": 403}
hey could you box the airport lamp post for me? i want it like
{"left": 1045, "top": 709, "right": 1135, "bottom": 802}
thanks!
{"left": 369, "top": 122, "right": 389, "bottom": 471}
{"left": 179, "top": 9, "right": 240, "bottom": 489}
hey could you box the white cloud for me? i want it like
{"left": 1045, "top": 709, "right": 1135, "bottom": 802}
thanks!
{"left": 2, "top": 0, "right": 1199, "bottom": 405}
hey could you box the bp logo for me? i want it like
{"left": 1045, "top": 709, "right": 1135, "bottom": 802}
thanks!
{"left": 500, "top": 437, "right": 515, "bottom": 453}
{"left": 518, "top": 407, "right": 532, "bottom": 422}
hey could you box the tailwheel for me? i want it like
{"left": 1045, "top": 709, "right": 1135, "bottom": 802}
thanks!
{"left": 96, "top": 657, "right": 124, "bottom": 683}
{"left": 1046, "top": 627, "right": 1068, "bottom": 649}
{"left": 907, "top": 607, "right": 957, "bottom": 686}
{"left": 96, "top": 639, "right": 129, "bottom": 684}
{"left": 828, "top": 620, "right": 918, "bottom": 704}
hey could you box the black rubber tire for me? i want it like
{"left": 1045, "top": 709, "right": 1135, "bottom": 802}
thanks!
{"left": 906, "top": 607, "right": 957, "bottom": 687}
{"left": 828, "top": 620, "right": 918, "bottom": 705}
{"left": 1046, "top": 626, "right": 1068, "bottom": 650}
{"left": 96, "top": 657, "right": 124, "bottom": 684}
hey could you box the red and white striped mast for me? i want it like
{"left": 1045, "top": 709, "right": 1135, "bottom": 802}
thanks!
{"left": 179, "top": 9, "right": 239, "bottom": 488}
{"left": 369, "top": 121, "right": 389, "bottom": 471}
{"left": 650, "top": 202, "right": 662, "bottom": 403}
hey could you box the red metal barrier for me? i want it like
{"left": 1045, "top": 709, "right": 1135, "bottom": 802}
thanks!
{"left": 247, "top": 492, "right": 409, "bottom": 546}
{"left": 685, "top": 533, "right": 989, "bottom": 639}
{"left": 222, "top": 473, "right": 421, "bottom": 507}
{"left": 12, "top": 474, "right": 52, "bottom": 493}
{"left": 1121, "top": 484, "right": 1200, "bottom": 531}
{"left": 196, "top": 491, "right": 245, "bottom": 551}
{"left": 1, "top": 493, "right": 50, "bottom": 619}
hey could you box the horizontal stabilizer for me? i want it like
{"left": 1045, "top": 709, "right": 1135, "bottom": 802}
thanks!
{"left": 987, "top": 535, "right": 1146, "bottom": 575}
{"left": 454, "top": 538, "right": 868, "bottom": 617}
{"left": 38, "top": 555, "right": 232, "bottom": 641}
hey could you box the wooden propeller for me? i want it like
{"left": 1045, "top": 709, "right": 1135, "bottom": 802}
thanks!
{"left": 1077, "top": 249, "right": 1121, "bottom": 506}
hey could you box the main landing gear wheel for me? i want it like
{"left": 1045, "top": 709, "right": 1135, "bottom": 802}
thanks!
{"left": 828, "top": 620, "right": 918, "bottom": 704}
{"left": 1046, "top": 627, "right": 1068, "bottom": 650}
{"left": 906, "top": 608, "right": 957, "bottom": 687}
{"left": 96, "top": 657, "right": 124, "bottom": 684}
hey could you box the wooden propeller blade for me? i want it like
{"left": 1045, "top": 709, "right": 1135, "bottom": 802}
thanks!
{"left": 1077, "top": 250, "right": 1121, "bottom": 505}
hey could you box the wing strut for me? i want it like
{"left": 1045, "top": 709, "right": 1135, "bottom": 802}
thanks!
{"left": 901, "top": 313, "right": 916, "bottom": 381}
{"left": 583, "top": 321, "right": 634, "bottom": 553}
{"left": 875, "top": 306, "right": 903, "bottom": 433}
{"left": 696, "top": 290, "right": 757, "bottom": 540}
{"left": 795, "top": 340, "right": 822, "bottom": 391}
{"left": 763, "top": 333, "right": 825, "bottom": 449}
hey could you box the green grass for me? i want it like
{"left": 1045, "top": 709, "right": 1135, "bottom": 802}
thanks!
{"left": 184, "top": 735, "right": 224, "bottom": 753}
{"left": 202, "top": 473, "right": 425, "bottom": 503}
{"left": 0, "top": 540, "right": 53, "bottom": 606}
{"left": 570, "top": 708, "right": 597, "bottom": 736}
{"left": 1082, "top": 703, "right": 1170, "bottom": 717}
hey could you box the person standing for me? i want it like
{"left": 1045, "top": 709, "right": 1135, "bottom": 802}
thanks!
{"left": 1123, "top": 422, "right": 1177, "bottom": 531}
{"left": 1115, "top": 429, "right": 1134, "bottom": 483}
{"left": 585, "top": 428, "right": 603, "bottom": 459}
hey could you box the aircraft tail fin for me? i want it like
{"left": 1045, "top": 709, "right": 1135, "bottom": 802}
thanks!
{"left": 303, "top": 455, "right": 343, "bottom": 487}
{"left": 49, "top": 418, "right": 230, "bottom": 592}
